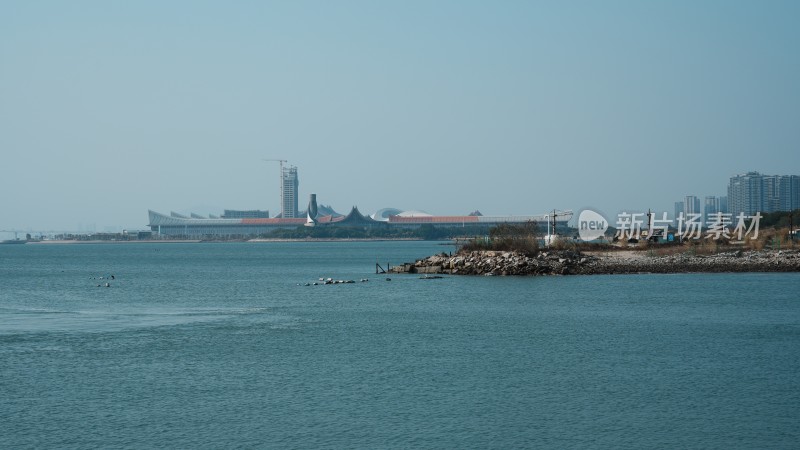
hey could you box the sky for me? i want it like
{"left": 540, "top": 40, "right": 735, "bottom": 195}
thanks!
{"left": 1, "top": 0, "right": 799, "bottom": 232}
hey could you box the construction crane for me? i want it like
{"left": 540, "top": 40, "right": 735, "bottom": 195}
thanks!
{"left": 543, "top": 209, "right": 574, "bottom": 246}
{"left": 262, "top": 158, "right": 287, "bottom": 171}
{"left": 0, "top": 229, "right": 27, "bottom": 242}
{"left": 0, "top": 230, "right": 21, "bottom": 238}
{"left": 262, "top": 159, "right": 287, "bottom": 216}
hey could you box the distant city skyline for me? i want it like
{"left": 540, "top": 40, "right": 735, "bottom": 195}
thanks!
{"left": 1, "top": 163, "right": 797, "bottom": 237}
{"left": 1, "top": 1, "right": 799, "bottom": 232}
{"left": 665, "top": 171, "right": 798, "bottom": 229}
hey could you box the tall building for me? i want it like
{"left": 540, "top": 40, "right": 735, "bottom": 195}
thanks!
{"left": 728, "top": 172, "right": 799, "bottom": 215}
{"left": 793, "top": 176, "right": 800, "bottom": 211}
{"left": 684, "top": 195, "right": 700, "bottom": 216}
{"left": 674, "top": 201, "right": 684, "bottom": 224}
{"left": 770, "top": 175, "right": 800, "bottom": 212}
{"left": 281, "top": 166, "right": 299, "bottom": 218}
{"left": 719, "top": 196, "right": 728, "bottom": 214}
{"left": 728, "top": 172, "right": 763, "bottom": 215}
{"left": 762, "top": 175, "right": 781, "bottom": 213}
{"left": 704, "top": 196, "right": 720, "bottom": 221}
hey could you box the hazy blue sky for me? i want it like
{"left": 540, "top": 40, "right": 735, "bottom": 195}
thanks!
{"left": 1, "top": 1, "right": 798, "bottom": 232}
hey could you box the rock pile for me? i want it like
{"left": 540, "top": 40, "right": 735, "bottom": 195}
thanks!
{"left": 392, "top": 249, "right": 800, "bottom": 276}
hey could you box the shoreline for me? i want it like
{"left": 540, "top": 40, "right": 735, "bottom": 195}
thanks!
{"left": 26, "top": 240, "right": 203, "bottom": 244}
{"left": 393, "top": 249, "right": 800, "bottom": 276}
{"left": 20, "top": 237, "right": 429, "bottom": 245}
{"left": 247, "top": 237, "right": 424, "bottom": 243}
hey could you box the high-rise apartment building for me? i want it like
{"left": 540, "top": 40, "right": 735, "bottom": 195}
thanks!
{"left": 704, "top": 196, "right": 720, "bottom": 221}
{"left": 684, "top": 196, "right": 701, "bottom": 216}
{"left": 281, "top": 166, "right": 299, "bottom": 218}
{"left": 792, "top": 176, "right": 800, "bottom": 211}
{"left": 762, "top": 176, "right": 781, "bottom": 213}
{"left": 674, "top": 201, "right": 684, "bottom": 222}
{"left": 728, "top": 172, "right": 763, "bottom": 215}
{"left": 728, "top": 172, "right": 799, "bottom": 215}
{"left": 770, "top": 175, "right": 800, "bottom": 212}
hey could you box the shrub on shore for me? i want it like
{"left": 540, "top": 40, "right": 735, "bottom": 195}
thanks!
{"left": 459, "top": 222, "right": 540, "bottom": 256}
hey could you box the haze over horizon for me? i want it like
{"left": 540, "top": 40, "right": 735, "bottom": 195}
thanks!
{"left": 2, "top": 1, "right": 799, "bottom": 232}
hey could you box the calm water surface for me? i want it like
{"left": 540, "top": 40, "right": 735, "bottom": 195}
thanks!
{"left": 1, "top": 242, "right": 799, "bottom": 448}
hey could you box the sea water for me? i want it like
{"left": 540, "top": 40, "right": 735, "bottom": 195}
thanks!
{"left": 1, "top": 242, "right": 799, "bottom": 448}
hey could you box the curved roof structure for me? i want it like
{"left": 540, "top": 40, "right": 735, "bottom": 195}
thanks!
{"left": 150, "top": 210, "right": 239, "bottom": 226}
{"left": 336, "top": 206, "right": 380, "bottom": 226}
{"left": 148, "top": 210, "right": 305, "bottom": 228}
{"left": 371, "top": 208, "right": 403, "bottom": 222}
{"left": 147, "top": 207, "right": 568, "bottom": 236}
{"left": 313, "top": 207, "right": 380, "bottom": 226}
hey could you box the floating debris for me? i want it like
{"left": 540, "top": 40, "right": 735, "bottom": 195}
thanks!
{"left": 308, "top": 277, "right": 366, "bottom": 286}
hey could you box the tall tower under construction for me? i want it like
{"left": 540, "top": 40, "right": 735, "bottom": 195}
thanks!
{"left": 281, "top": 165, "right": 299, "bottom": 218}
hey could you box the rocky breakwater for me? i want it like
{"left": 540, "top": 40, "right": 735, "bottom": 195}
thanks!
{"left": 391, "top": 249, "right": 800, "bottom": 276}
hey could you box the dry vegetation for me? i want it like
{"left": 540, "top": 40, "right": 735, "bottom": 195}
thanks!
{"left": 634, "top": 227, "right": 796, "bottom": 257}
{"left": 459, "top": 222, "right": 797, "bottom": 258}
{"left": 459, "top": 222, "right": 540, "bottom": 256}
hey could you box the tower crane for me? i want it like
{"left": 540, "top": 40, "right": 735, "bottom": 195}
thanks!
{"left": 544, "top": 209, "right": 574, "bottom": 246}
{"left": 262, "top": 158, "right": 287, "bottom": 172}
